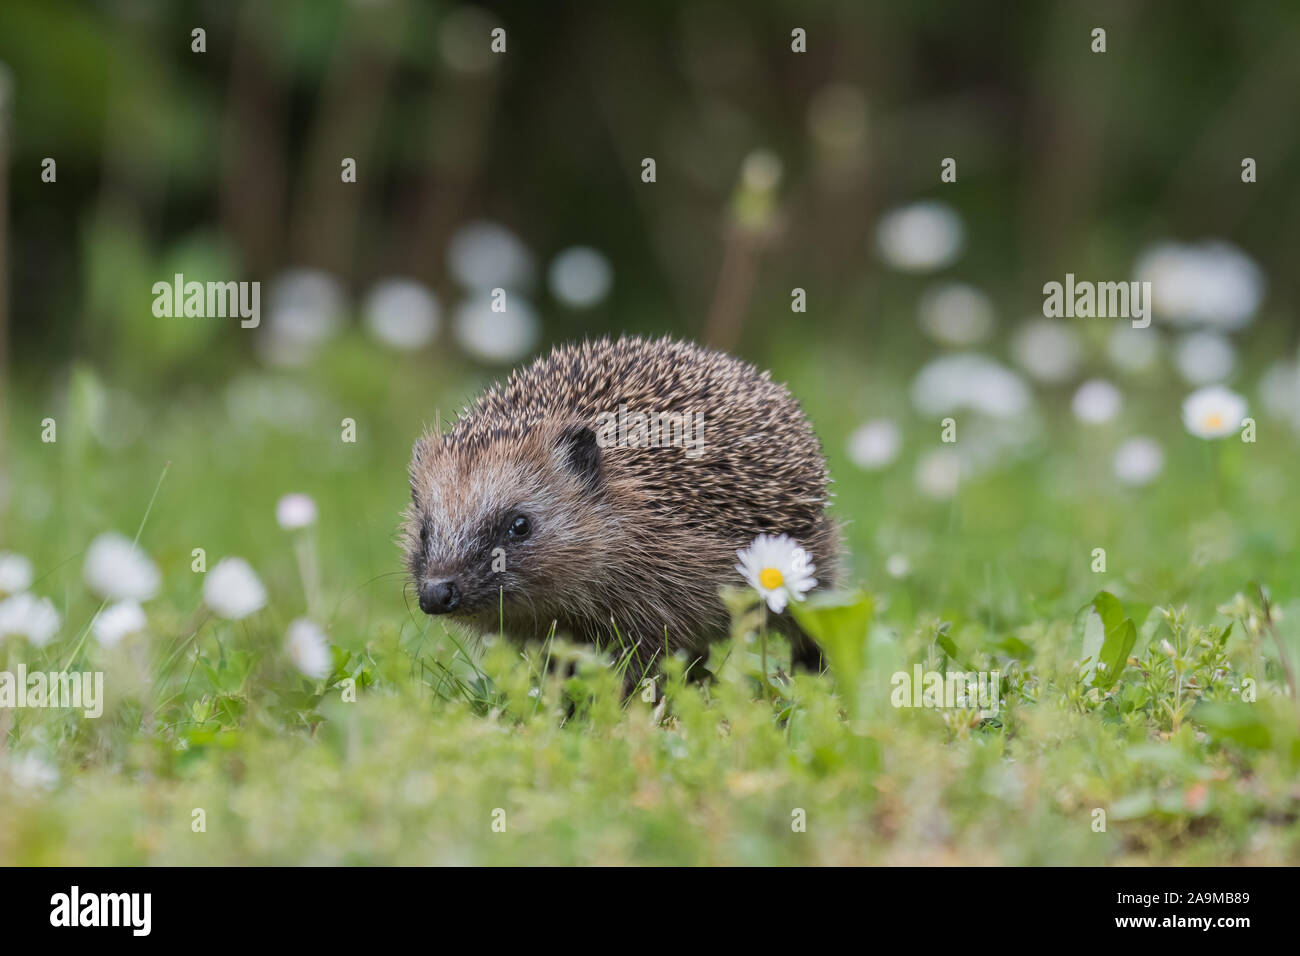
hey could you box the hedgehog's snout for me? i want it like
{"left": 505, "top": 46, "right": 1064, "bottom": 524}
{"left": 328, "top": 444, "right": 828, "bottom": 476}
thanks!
{"left": 418, "top": 578, "right": 461, "bottom": 615}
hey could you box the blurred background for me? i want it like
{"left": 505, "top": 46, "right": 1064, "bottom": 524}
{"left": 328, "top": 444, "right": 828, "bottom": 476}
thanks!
{"left": 3, "top": 0, "right": 1300, "bottom": 867}
{"left": 1, "top": 0, "right": 1299, "bottom": 599}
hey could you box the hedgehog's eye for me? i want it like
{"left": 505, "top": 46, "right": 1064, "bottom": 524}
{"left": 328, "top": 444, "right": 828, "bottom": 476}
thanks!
{"left": 506, "top": 515, "right": 531, "bottom": 540}
{"left": 419, "top": 524, "right": 429, "bottom": 545}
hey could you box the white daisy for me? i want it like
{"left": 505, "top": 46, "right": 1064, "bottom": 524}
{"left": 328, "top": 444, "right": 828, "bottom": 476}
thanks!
{"left": 1182, "top": 386, "right": 1248, "bottom": 440}
{"left": 83, "top": 532, "right": 160, "bottom": 602}
{"left": 363, "top": 278, "right": 440, "bottom": 351}
{"left": 447, "top": 220, "right": 535, "bottom": 291}
{"left": 258, "top": 268, "right": 347, "bottom": 368}
{"left": 915, "top": 448, "right": 961, "bottom": 500}
{"left": 203, "top": 558, "right": 267, "bottom": 620}
{"left": 885, "top": 553, "right": 911, "bottom": 579}
{"left": 735, "top": 534, "right": 817, "bottom": 614}
{"left": 453, "top": 294, "right": 539, "bottom": 364}
{"left": 847, "top": 419, "right": 902, "bottom": 470}
{"left": 917, "top": 282, "right": 995, "bottom": 346}
{"left": 276, "top": 493, "right": 318, "bottom": 530}
{"left": 910, "top": 354, "right": 1031, "bottom": 419}
{"left": 1259, "top": 360, "right": 1300, "bottom": 432}
{"left": 1113, "top": 437, "right": 1164, "bottom": 487}
{"left": 0, "top": 552, "right": 33, "bottom": 595}
{"left": 1071, "top": 379, "right": 1122, "bottom": 425}
{"left": 285, "top": 618, "right": 332, "bottom": 680}
{"left": 93, "top": 600, "right": 147, "bottom": 648}
{"left": 1174, "top": 331, "right": 1235, "bottom": 385}
{"left": 547, "top": 247, "right": 613, "bottom": 309}
{"left": 0, "top": 592, "right": 61, "bottom": 647}
{"left": 875, "top": 201, "right": 964, "bottom": 273}
{"left": 1011, "top": 319, "right": 1081, "bottom": 384}
{"left": 1107, "top": 325, "right": 1160, "bottom": 374}
{"left": 1135, "top": 240, "right": 1264, "bottom": 331}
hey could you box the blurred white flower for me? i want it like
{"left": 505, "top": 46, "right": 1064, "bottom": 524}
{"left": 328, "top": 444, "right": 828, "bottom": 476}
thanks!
{"left": 363, "top": 278, "right": 439, "bottom": 351}
{"left": 269, "top": 268, "right": 345, "bottom": 320}
{"left": 1134, "top": 240, "right": 1265, "bottom": 330}
{"left": 847, "top": 419, "right": 902, "bottom": 470}
{"left": 1174, "top": 331, "right": 1235, "bottom": 385}
{"left": 547, "top": 247, "right": 613, "bottom": 309}
{"left": 1107, "top": 325, "right": 1161, "bottom": 374}
{"left": 1182, "top": 385, "right": 1248, "bottom": 439}
{"left": 1259, "top": 361, "right": 1300, "bottom": 430}
{"left": 885, "top": 553, "right": 911, "bottom": 579}
{"left": 453, "top": 295, "right": 540, "bottom": 364}
{"left": 740, "top": 149, "right": 783, "bottom": 192}
{"left": 1011, "top": 319, "right": 1081, "bottom": 384}
{"left": 203, "top": 558, "right": 267, "bottom": 620}
{"left": 1113, "top": 437, "right": 1165, "bottom": 487}
{"left": 276, "top": 493, "right": 318, "bottom": 530}
{"left": 911, "top": 354, "right": 1031, "bottom": 419}
{"left": 875, "top": 201, "right": 964, "bottom": 273}
{"left": 84, "top": 532, "right": 160, "bottom": 602}
{"left": 286, "top": 618, "right": 332, "bottom": 680}
{"left": 8, "top": 752, "right": 58, "bottom": 793}
{"left": 93, "top": 600, "right": 147, "bottom": 648}
{"left": 1071, "top": 380, "right": 1122, "bottom": 425}
{"left": 917, "top": 282, "right": 995, "bottom": 346}
{"left": 0, "top": 552, "right": 33, "bottom": 595}
{"left": 259, "top": 269, "right": 347, "bottom": 368}
{"left": 0, "top": 593, "right": 61, "bottom": 647}
{"left": 915, "top": 448, "right": 961, "bottom": 500}
{"left": 447, "top": 220, "right": 535, "bottom": 291}
{"left": 735, "top": 534, "right": 817, "bottom": 614}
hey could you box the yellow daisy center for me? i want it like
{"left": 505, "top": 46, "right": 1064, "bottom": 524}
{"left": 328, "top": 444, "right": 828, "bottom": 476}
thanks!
{"left": 1204, "top": 412, "right": 1223, "bottom": 430}
{"left": 759, "top": 567, "right": 784, "bottom": 590}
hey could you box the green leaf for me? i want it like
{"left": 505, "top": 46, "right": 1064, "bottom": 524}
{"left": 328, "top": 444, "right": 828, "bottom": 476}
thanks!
{"left": 789, "top": 590, "right": 874, "bottom": 713}
{"left": 935, "top": 622, "right": 960, "bottom": 663}
{"left": 1096, "top": 619, "right": 1137, "bottom": 691}
{"left": 993, "top": 634, "right": 1033, "bottom": 660}
{"left": 1192, "top": 701, "right": 1272, "bottom": 749}
{"left": 1080, "top": 592, "right": 1136, "bottom": 690}
{"left": 1079, "top": 608, "right": 1104, "bottom": 680}
{"left": 1092, "top": 592, "right": 1126, "bottom": 640}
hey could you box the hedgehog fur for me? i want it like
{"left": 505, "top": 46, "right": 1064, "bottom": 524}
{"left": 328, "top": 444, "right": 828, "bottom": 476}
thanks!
{"left": 401, "top": 335, "right": 842, "bottom": 677}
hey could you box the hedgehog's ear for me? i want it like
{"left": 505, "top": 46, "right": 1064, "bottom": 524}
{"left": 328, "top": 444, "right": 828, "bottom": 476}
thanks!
{"left": 555, "top": 424, "right": 602, "bottom": 492}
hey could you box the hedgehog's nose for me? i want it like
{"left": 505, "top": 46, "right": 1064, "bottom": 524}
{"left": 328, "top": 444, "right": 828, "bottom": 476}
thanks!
{"left": 419, "top": 578, "right": 460, "bottom": 615}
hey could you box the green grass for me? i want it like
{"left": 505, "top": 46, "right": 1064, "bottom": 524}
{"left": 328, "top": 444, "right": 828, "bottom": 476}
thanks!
{"left": 2, "top": 331, "right": 1299, "bottom": 865}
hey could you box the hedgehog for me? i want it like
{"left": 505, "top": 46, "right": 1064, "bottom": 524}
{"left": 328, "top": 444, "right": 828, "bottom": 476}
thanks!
{"left": 401, "top": 335, "right": 842, "bottom": 684}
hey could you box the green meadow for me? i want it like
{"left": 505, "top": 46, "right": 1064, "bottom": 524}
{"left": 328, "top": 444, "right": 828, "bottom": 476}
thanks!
{"left": 3, "top": 328, "right": 1298, "bottom": 865}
